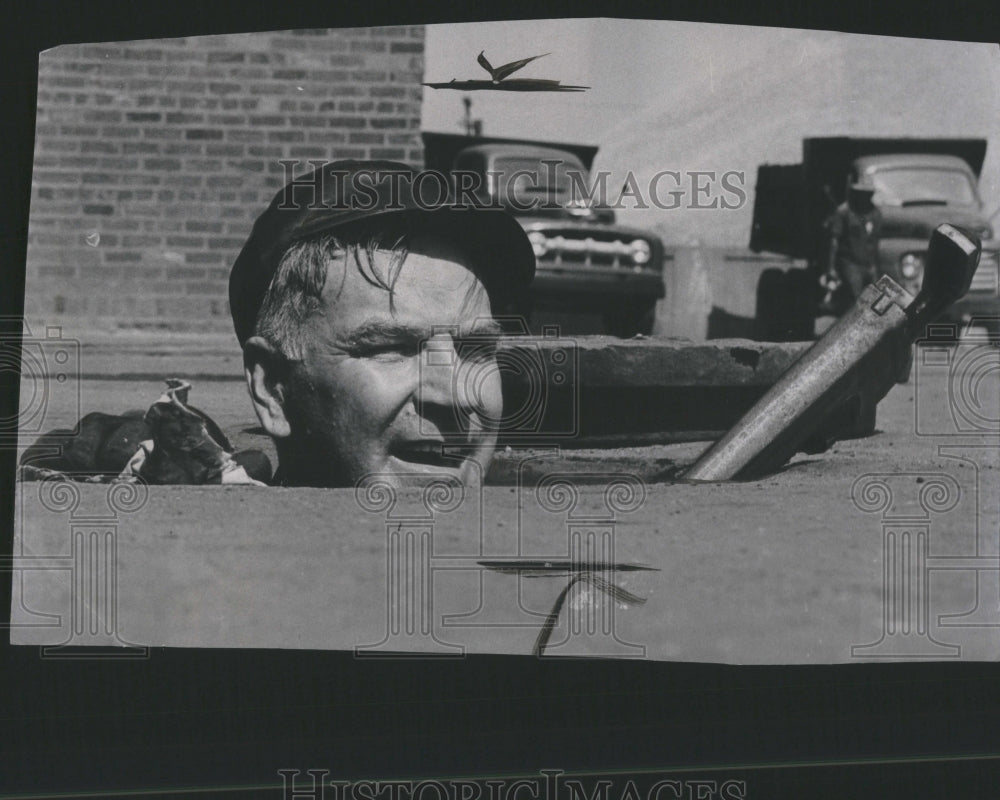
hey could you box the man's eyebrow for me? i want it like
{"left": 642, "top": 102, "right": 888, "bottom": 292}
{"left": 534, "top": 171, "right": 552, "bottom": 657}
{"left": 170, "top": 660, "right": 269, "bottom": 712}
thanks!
{"left": 340, "top": 318, "right": 503, "bottom": 348}
{"left": 341, "top": 321, "right": 429, "bottom": 348}
{"left": 459, "top": 319, "right": 504, "bottom": 338}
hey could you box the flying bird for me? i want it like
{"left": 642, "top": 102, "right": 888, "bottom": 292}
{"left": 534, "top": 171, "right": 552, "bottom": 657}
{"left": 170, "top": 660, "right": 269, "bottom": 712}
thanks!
{"left": 477, "top": 50, "right": 548, "bottom": 82}
{"left": 423, "top": 50, "right": 588, "bottom": 92}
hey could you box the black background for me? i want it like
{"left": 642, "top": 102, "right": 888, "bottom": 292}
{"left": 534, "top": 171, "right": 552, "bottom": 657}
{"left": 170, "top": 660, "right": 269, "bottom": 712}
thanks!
{"left": 2, "top": 2, "right": 999, "bottom": 798}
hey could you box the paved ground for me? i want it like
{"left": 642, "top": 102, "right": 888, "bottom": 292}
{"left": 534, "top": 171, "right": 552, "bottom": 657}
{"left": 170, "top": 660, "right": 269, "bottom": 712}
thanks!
{"left": 11, "top": 328, "right": 1000, "bottom": 663}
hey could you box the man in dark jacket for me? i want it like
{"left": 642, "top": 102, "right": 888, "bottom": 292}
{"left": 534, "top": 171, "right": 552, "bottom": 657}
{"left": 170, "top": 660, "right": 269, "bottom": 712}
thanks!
{"left": 824, "top": 184, "right": 883, "bottom": 309}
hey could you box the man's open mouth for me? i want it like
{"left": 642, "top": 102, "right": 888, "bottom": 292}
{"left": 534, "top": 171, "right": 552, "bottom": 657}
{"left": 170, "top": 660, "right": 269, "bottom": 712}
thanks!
{"left": 391, "top": 441, "right": 461, "bottom": 468}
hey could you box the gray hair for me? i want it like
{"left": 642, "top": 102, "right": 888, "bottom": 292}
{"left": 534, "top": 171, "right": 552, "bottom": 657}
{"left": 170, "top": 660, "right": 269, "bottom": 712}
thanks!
{"left": 253, "top": 223, "right": 411, "bottom": 360}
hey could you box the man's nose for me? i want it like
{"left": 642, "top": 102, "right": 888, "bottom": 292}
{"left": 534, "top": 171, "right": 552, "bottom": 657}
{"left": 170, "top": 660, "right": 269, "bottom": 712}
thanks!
{"left": 417, "top": 335, "right": 473, "bottom": 415}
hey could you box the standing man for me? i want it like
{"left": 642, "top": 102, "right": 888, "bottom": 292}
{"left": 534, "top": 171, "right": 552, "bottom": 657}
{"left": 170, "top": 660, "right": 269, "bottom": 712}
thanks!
{"left": 823, "top": 183, "right": 883, "bottom": 311}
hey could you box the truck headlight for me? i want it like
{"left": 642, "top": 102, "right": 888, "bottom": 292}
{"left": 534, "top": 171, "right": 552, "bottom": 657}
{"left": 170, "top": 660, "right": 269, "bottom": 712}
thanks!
{"left": 527, "top": 231, "right": 548, "bottom": 258}
{"left": 899, "top": 253, "right": 924, "bottom": 280}
{"left": 630, "top": 239, "right": 651, "bottom": 265}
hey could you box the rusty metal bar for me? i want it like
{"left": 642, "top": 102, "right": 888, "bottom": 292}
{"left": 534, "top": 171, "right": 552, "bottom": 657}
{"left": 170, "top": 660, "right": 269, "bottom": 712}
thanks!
{"left": 685, "top": 224, "right": 981, "bottom": 482}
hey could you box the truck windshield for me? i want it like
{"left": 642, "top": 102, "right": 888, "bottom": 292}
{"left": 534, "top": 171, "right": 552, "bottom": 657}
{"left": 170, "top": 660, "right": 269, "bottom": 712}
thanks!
{"left": 493, "top": 155, "right": 588, "bottom": 207}
{"left": 870, "top": 167, "right": 978, "bottom": 207}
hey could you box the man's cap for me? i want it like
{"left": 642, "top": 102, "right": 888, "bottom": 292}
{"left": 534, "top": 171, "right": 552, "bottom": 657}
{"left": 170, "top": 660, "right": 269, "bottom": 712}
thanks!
{"left": 229, "top": 159, "right": 536, "bottom": 346}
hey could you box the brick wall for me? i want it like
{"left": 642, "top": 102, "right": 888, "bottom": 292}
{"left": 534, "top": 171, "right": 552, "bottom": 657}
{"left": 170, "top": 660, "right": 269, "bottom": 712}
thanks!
{"left": 25, "top": 27, "right": 426, "bottom": 332}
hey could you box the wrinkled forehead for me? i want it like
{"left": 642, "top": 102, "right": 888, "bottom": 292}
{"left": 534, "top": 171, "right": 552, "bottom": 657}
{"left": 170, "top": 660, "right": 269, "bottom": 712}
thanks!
{"left": 319, "top": 231, "right": 495, "bottom": 335}
{"left": 393, "top": 233, "right": 481, "bottom": 289}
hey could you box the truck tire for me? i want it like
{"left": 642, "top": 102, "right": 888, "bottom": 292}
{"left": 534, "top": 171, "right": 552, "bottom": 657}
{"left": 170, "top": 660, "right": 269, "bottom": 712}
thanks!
{"left": 784, "top": 269, "right": 819, "bottom": 341}
{"left": 603, "top": 300, "right": 656, "bottom": 338}
{"left": 753, "top": 268, "right": 786, "bottom": 341}
{"left": 754, "top": 267, "right": 817, "bottom": 341}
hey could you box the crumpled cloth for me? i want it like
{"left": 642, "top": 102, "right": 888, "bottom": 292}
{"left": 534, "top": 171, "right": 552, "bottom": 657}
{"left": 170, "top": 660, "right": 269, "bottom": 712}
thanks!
{"left": 18, "top": 379, "right": 271, "bottom": 486}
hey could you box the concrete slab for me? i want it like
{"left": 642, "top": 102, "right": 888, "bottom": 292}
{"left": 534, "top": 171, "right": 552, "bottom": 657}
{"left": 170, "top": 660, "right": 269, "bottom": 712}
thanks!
{"left": 22, "top": 329, "right": 821, "bottom": 450}
{"left": 11, "top": 363, "right": 1000, "bottom": 663}
{"left": 67, "top": 330, "right": 809, "bottom": 385}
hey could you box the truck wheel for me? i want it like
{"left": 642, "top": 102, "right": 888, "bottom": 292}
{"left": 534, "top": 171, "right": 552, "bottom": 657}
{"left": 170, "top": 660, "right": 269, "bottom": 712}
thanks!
{"left": 784, "top": 269, "right": 819, "bottom": 340}
{"left": 754, "top": 267, "right": 817, "bottom": 341}
{"left": 603, "top": 301, "right": 655, "bottom": 338}
{"left": 754, "top": 268, "right": 788, "bottom": 341}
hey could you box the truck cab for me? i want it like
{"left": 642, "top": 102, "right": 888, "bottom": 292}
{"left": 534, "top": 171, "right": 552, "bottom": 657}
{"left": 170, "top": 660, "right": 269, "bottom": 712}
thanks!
{"left": 847, "top": 154, "right": 996, "bottom": 316}
{"left": 423, "top": 133, "right": 666, "bottom": 336}
{"left": 751, "top": 137, "right": 999, "bottom": 337}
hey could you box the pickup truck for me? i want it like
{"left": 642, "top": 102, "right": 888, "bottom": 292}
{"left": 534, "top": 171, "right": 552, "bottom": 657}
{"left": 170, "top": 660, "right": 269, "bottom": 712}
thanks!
{"left": 422, "top": 133, "right": 666, "bottom": 336}
{"left": 750, "top": 137, "right": 999, "bottom": 338}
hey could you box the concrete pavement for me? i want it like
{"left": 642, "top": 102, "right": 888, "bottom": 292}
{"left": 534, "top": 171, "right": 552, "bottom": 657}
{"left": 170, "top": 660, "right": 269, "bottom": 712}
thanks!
{"left": 10, "top": 327, "right": 1000, "bottom": 662}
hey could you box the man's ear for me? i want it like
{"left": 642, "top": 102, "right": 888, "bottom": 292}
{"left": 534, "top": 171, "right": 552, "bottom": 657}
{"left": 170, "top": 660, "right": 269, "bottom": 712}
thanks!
{"left": 243, "top": 336, "right": 292, "bottom": 439}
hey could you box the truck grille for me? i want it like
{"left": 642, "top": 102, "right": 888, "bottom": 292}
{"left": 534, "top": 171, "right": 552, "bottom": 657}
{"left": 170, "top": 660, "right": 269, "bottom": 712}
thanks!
{"left": 542, "top": 236, "right": 631, "bottom": 268}
{"left": 970, "top": 249, "right": 1000, "bottom": 293}
{"left": 531, "top": 230, "right": 657, "bottom": 271}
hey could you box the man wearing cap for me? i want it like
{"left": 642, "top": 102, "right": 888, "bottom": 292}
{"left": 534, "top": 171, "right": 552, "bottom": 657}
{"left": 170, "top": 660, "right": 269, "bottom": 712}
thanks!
{"left": 823, "top": 183, "right": 883, "bottom": 311}
{"left": 229, "top": 160, "right": 535, "bottom": 488}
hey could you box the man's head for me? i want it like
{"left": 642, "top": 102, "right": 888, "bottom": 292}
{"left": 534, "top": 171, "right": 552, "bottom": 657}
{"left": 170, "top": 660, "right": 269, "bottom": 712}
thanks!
{"left": 848, "top": 183, "right": 877, "bottom": 213}
{"left": 229, "top": 161, "right": 535, "bottom": 487}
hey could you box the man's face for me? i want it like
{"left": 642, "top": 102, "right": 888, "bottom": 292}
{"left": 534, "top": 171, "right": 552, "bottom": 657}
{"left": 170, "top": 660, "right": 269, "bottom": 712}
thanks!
{"left": 279, "top": 233, "right": 504, "bottom": 487}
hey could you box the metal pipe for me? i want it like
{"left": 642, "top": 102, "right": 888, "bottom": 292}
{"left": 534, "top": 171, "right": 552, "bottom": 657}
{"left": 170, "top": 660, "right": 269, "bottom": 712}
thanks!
{"left": 685, "top": 224, "right": 980, "bottom": 482}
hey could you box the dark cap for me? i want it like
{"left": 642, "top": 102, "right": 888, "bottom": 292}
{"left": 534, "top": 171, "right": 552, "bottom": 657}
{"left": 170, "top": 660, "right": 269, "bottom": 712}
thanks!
{"left": 229, "top": 159, "right": 536, "bottom": 346}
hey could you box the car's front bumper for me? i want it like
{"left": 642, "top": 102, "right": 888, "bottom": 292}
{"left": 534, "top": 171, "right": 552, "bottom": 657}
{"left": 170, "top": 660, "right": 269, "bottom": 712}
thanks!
{"left": 530, "top": 264, "right": 665, "bottom": 311}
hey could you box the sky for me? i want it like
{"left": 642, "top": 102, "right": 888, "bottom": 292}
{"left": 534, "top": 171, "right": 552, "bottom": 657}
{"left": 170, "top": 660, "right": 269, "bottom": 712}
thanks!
{"left": 422, "top": 19, "right": 1000, "bottom": 244}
